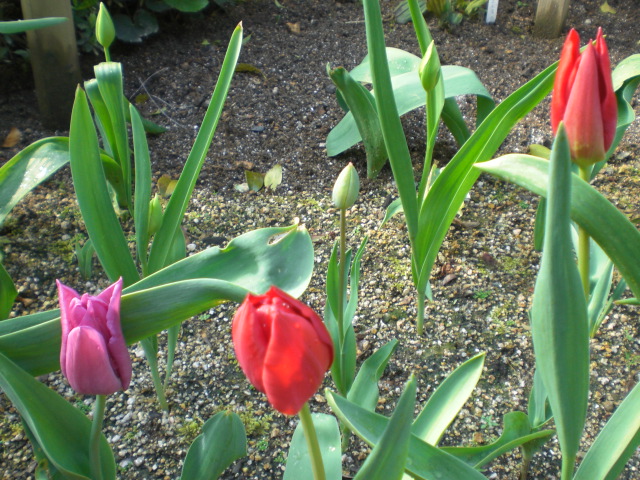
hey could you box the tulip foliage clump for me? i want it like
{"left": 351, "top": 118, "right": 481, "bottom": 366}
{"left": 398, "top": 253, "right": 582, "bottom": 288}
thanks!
{"left": 1, "top": 0, "right": 640, "bottom": 479}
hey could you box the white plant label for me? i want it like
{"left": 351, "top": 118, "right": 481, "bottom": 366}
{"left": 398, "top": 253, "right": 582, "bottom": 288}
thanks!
{"left": 486, "top": 0, "right": 499, "bottom": 23}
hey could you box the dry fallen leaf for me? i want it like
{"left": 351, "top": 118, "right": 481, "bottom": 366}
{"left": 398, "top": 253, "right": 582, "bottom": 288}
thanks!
{"left": 2, "top": 127, "right": 21, "bottom": 148}
{"left": 286, "top": 22, "right": 301, "bottom": 34}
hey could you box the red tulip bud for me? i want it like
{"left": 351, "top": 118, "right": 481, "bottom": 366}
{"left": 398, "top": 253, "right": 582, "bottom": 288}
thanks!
{"left": 551, "top": 28, "right": 617, "bottom": 167}
{"left": 232, "top": 286, "right": 334, "bottom": 415}
{"left": 57, "top": 278, "right": 132, "bottom": 395}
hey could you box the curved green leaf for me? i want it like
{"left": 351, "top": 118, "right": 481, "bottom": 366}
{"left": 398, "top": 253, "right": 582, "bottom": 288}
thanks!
{"left": 0, "top": 261, "right": 17, "bottom": 319}
{"left": 163, "top": 0, "right": 208, "bottom": 12}
{"left": 284, "top": 414, "right": 342, "bottom": 480}
{"left": 148, "top": 23, "right": 243, "bottom": 273}
{"left": 353, "top": 375, "right": 416, "bottom": 480}
{"left": 130, "top": 104, "right": 152, "bottom": 275}
{"left": 0, "top": 352, "right": 115, "bottom": 479}
{"left": 442, "top": 411, "right": 554, "bottom": 468}
{"left": 326, "top": 388, "right": 487, "bottom": 480}
{"left": 0, "top": 137, "right": 70, "bottom": 227}
{"left": 574, "top": 381, "right": 640, "bottom": 480}
{"left": 180, "top": 411, "right": 247, "bottom": 480}
{"left": 412, "top": 352, "right": 485, "bottom": 445}
{"left": 348, "top": 339, "right": 398, "bottom": 412}
{"left": 475, "top": 155, "right": 640, "bottom": 302}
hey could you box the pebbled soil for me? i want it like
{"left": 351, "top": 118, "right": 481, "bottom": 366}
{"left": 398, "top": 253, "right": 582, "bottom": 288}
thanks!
{"left": 1, "top": 0, "right": 639, "bottom": 478}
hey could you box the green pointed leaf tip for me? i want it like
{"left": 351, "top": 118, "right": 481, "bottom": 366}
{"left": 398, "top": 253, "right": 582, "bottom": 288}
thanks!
{"left": 530, "top": 125, "right": 589, "bottom": 465}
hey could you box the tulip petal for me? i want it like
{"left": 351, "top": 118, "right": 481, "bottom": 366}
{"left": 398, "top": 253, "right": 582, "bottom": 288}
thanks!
{"left": 595, "top": 28, "right": 618, "bottom": 151}
{"left": 551, "top": 29, "right": 581, "bottom": 134}
{"left": 56, "top": 280, "right": 81, "bottom": 378}
{"left": 563, "top": 44, "right": 606, "bottom": 166}
{"left": 64, "top": 326, "right": 124, "bottom": 395}
{"left": 232, "top": 297, "right": 270, "bottom": 393}
{"left": 262, "top": 306, "right": 333, "bottom": 415}
{"left": 102, "top": 278, "right": 131, "bottom": 389}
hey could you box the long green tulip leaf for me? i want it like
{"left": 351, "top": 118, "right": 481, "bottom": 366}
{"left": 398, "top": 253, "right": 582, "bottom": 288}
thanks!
{"left": 412, "top": 352, "right": 485, "bottom": 445}
{"left": 130, "top": 104, "right": 152, "bottom": 275}
{"left": 69, "top": 88, "right": 139, "bottom": 286}
{"left": 0, "top": 224, "right": 313, "bottom": 375}
{"left": 413, "top": 60, "right": 556, "bottom": 296}
{"left": 0, "top": 137, "right": 70, "bottom": 227}
{"left": 475, "top": 155, "right": 640, "bottom": 302}
{"left": 353, "top": 375, "right": 416, "bottom": 480}
{"left": 326, "top": 389, "right": 487, "bottom": 480}
{"left": 95, "top": 62, "right": 132, "bottom": 208}
{"left": 180, "top": 411, "right": 247, "bottom": 480}
{"left": 348, "top": 339, "right": 398, "bottom": 412}
{"left": 442, "top": 411, "right": 554, "bottom": 468}
{"left": 328, "top": 66, "right": 387, "bottom": 178}
{"left": 574, "top": 381, "right": 640, "bottom": 480}
{"left": 284, "top": 413, "right": 342, "bottom": 480}
{"left": 0, "top": 352, "right": 115, "bottom": 479}
{"left": 0, "top": 261, "right": 18, "bottom": 319}
{"left": 530, "top": 126, "right": 590, "bottom": 474}
{"left": 148, "top": 23, "right": 242, "bottom": 273}
{"left": 0, "top": 17, "right": 67, "bottom": 34}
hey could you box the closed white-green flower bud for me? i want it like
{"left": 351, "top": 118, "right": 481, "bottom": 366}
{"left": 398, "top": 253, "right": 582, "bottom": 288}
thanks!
{"left": 148, "top": 194, "right": 163, "bottom": 236}
{"left": 419, "top": 40, "right": 441, "bottom": 93}
{"left": 332, "top": 163, "right": 360, "bottom": 209}
{"left": 96, "top": 3, "right": 116, "bottom": 50}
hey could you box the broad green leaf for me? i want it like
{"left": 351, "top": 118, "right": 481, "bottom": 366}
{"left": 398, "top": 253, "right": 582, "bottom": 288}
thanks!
{"left": 0, "top": 352, "right": 115, "bottom": 479}
{"left": 283, "top": 413, "right": 342, "bottom": 480}
{"left": 148, "top": 23, "right": 243, "bottom": 273}
{"left": 354, "top": 375, "right": 416, "bottom": 480}
{"left": 529, "top": 127, "right": 589, "bottom": 474}
{"left": 0, "top": 224, "right": 313, "bottom": 375}
{"left": 412, "top": 353, "right": 484, "bottom": 445}
{"left": 326, "top": 389, "right": 487, "bottom": 480}
{"left": 327, "top": 63, "right": 493, "bottom": 157}
{"left": 442, "top": 411, "right": 554, "bottom": 468}
{"left": 328, "top": 66, "right": 387, "bottom": 178}
{"left": 0, "top": 17, "right": 66, "bottom": 34}
{"left": 245, "top": 170, "right": 264, "bottom": 191}
{"left": 475, "top": 155, "right": 640, "bottom": 303}
{"left": 180, "top": 411, "right": 247, "bottom": 479}
{"left": 0, "top": 137, "right": 70, "bottom": 227}
{"left": 69, "top": 88, "right": 139, "bottom": 286}
{"left": 348, "top": 340, "right": 398, "bottom": 412}
{"left": 574, "top": 381, "right": 640, "bottom": 480}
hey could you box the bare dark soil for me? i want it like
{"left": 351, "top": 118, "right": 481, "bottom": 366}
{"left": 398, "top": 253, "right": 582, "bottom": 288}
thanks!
{"left": 1, "top": 0, "right": 640, "bottom": 479}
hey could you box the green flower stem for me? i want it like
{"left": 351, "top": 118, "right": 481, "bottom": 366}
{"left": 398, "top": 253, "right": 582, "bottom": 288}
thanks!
{"left": 561, "top": 452, "right": 576, "bottom": 480}
{"left": 416, "top": 288, "right": 426, "bottom": 335}
{"left": 578, "top": 166, "right": 591, "bottom": 300}
{"left": 337, "top": 208, "right": 347, "bottom": 340}
{"left": 299, "top": 403, "right": 326, "bottom": 480}
{"left": 90, "top": 394, "right": 107, "bottom": 480}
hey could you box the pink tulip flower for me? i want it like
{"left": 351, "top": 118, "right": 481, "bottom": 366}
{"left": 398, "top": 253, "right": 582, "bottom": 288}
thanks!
{"left": 57, "top": 278, "right": 132, "bottom": 395}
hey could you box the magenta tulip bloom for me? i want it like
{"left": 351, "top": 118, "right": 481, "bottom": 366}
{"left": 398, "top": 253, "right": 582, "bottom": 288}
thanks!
{"left": 550, "top": 28, "right": 617, "bottom": 167}
{"left": 57, "top": 278, "right": 132, "bottom": 395}
{"left": 232, "top": 286, "right": 334, "bottom": 415}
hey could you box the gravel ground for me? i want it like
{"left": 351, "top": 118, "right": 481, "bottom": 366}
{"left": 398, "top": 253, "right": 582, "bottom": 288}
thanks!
{"left": 1, "top": 0, "right": 640, "bottom": 478}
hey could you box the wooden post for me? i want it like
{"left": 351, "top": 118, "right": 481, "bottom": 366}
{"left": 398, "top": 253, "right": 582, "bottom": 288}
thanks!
{"left": 20, "top": 0, "right": 81, "bottom": 129}
{"left": 533, "top": 0, "right": 570, "bottom": 38}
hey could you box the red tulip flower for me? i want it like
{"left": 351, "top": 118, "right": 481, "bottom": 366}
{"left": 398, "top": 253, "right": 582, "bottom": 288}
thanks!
{"left": 232, "top": 286, "right": 334, "bottom": 415}
{"left": 57, "top": 278, "right": 132, "bottom": 395}
{"left": 551, "top": 28, "right": 617, "bottom": 167}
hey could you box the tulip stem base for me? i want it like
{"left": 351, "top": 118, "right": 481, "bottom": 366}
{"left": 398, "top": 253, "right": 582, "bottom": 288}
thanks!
{"left": 416, "top": 289, "right": 426, "bottom": 335}
{"left": 299, "top": 403, "right": 326, "bottom": 480}
{"left": 90, "top": 394, "right": 107, "bottom": 480}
